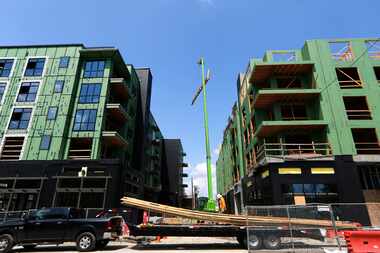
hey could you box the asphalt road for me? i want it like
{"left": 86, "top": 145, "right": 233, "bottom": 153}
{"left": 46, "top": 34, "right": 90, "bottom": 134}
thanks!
{"left": 11, "top": 237, "right": 346, "bottom": 253}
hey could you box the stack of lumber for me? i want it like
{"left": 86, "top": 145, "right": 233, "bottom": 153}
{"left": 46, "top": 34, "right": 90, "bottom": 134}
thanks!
{"left": 121, "top": 196, "right": 357, "bottom": 229}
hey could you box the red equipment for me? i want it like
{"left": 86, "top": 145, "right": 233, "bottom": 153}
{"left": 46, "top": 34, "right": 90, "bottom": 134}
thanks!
{"left": 344, "top": 230, "right": 380, "bottom": 253}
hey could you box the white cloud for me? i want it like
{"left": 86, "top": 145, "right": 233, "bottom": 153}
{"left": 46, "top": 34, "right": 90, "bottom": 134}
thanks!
{"left": 185, "top": 162, "right": 217, "bottom": 198}
{"left": 213, "top": 143, "right": 221, "bottom": 156}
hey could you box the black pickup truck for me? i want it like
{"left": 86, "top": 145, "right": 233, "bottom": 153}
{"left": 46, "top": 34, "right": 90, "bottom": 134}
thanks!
{"left": 0, "top": 207, "right": 124, "bottom": 253}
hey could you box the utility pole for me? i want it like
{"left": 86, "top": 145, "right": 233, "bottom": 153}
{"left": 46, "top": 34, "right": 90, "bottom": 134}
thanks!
{"left": 191, "top": 57, "right": 216, "bottom": 211}
{"left": 191, "top": 177, "right": 195, "bottom": 209}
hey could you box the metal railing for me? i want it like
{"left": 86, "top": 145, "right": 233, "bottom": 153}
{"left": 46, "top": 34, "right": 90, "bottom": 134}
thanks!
{"left": 246, "top": 202, "right": 380, "bottom": 252}
{"left": 256, "top": 142, "right": 332, "bottom": 163}
{"left": 346, "top": 110, "right": 372, "bottom": 119}
{"left": 355, "top": 142, "right": 380, "bottom": 154}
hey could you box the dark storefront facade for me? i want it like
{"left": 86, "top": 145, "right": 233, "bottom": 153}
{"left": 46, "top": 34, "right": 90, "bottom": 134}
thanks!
{"left": 0, "top": 159, "right": 122, "bottom": 211}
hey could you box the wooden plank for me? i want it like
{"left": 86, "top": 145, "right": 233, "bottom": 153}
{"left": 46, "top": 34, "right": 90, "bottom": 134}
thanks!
{"left": 120, "top": 197, "right": 357, "bottom": 229}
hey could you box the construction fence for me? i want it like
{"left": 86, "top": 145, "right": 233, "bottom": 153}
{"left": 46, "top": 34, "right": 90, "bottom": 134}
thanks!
{"left": 245, "top": 203, "right": 380, "bottom": 252}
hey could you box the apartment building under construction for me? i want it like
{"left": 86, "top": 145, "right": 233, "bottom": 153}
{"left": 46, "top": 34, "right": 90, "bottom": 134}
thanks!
{"left": 216, "top": 38, "right": 380, "bottom": 222}
{"left": 0, "top": 44, "right": 187, "bottom": 211}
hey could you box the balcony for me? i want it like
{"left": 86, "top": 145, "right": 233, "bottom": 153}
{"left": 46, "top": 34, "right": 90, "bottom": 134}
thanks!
{"left": 106, "top": 103, "right": 128, "bottom": 123}
{"left": 248, "top": 61, "right": 314, "bottom": 84}
{"left": 256, "top": 120, "right": 328, "bottom": 138}
{"left": 102, "top": 131, "right": 128, "bottom": 148}
{"left": 109, "top": 78, "right": 129, "bottom": 101}
{"left": 255, "top": 142, "right": 333, "bottom": 165}
{"left": 254, "top": 89, "right": 320, "bottom": 109}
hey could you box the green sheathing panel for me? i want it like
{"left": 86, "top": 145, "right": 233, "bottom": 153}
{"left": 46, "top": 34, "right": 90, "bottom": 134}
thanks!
{"left": 64, "top": 58, "right": 111, "bottom": 159}
{"left": 0, "top": 45, "right": 83, "bottom": 160}
{"left": 305, "top": 38, "right": 380, "bottom": 155}
{"left": 216, "top": 37, "right": 380, "bottom": 194}
{"left": 216, "top": 117, "right": 239, "bottom": 194}
{"left": 0, "top": 45, "right": 140, "bottom": 163}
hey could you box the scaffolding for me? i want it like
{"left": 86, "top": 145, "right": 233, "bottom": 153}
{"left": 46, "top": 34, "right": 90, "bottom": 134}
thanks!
{"left": 329, "top": 41, "right": 354, "bottom": 61}
{"left": 366, "top": 40, "right": 380, "bottom": 59}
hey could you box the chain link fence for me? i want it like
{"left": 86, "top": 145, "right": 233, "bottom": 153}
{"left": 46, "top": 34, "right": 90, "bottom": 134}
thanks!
{"left": 245, "top": 203, "right": 380, "bottom": 252}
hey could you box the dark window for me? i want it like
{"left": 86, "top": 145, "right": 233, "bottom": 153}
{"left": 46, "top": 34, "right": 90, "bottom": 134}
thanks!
{"left": 343, "top": 96, "right": 371, "bottom": 120}
{"left": 8, "top": 108, "right": 32, "bottom": 129}
{"left": 68, "top": 138, "right": 92, "bottom": 159}
{"left": 24, "top": 58, "right": 45, "bottom": 77}
{"left": 79, "top": 83, "right": 101, "bottom": 103}
{"left": 351, "top": 128, "right": 380, "bottom": 154}
{"left": 0, "top": 59, "right": 14, "bottom": 77}
{"left": 40, "top": 135, "right": 51, "bottom": 150}
{"left": 0, "top": 83, "right": 6, "bottom": 102}
{"left": 335, "top": 68, "right": 362, "bottom": 88}
{"left": 59, "top": 56, "right": 70, "bottom": 68}
{"left": 358, "top": 166, "right": 380, "bottom": 190}
{"left": 281, "top": 104, "right": 307, "bottom": 120}
{"left": 17, "top": 82, "right": 39, "bottom": 102}
{"left": 47, "top": 107, "right": 58, "bottom": 120}
{"left": 374, "top": 67, "right": 380, "bottom": 82}
{"left": 30, "top": 208, "right": 67, "bottom": 220}
{"left": 276, "top": 77, "right": 302, "bottom": 88}
{"left": 73, "top": 109, "right": 97, "bottom": 131}
{"left": 282, "top": 183, "right": 338, "bottom": 204}
{"left": 83, "top": 60, "right": 105, "bottom": 78}
{"left": 54, "top": 80, "right": 64, "bottom": 93}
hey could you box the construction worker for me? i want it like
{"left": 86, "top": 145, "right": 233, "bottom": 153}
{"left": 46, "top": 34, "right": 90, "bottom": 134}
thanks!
{"left": 217, "top": 194, "right": 226, "bottom": 213}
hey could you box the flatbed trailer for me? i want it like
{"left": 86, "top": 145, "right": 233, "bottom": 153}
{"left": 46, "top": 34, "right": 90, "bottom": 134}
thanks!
{"left": 120, "top": 197, "right": 357, "bottom": 250}
{"left": 127, "top": 222, "right": 326, "bottom": 250}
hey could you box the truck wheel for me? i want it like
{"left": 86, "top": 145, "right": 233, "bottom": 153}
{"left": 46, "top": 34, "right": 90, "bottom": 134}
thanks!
{"left": 96, "top": 240, "right": 109, "bottom": 250}
{"left": 263, "top": 234, "right": 281, "bottom": 250}
{"left": 248, "top": 234, "right": 263, "bottom": 250}
{"left": 0, "top": 234, "right": 14, "bottom": 253}
{"left": 237, "top": 234, "right": 262, "bottom": 250}
{"left": 76, "top": 232, "right": 96, "bottom": 252}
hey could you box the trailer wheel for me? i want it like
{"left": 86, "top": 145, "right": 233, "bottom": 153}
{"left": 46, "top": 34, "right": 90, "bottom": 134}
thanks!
{"left": 237, "top": 234, "right": 262, "bottom": 250}
{"left": 263, "top": 234, "right": 281, "bottom": 250}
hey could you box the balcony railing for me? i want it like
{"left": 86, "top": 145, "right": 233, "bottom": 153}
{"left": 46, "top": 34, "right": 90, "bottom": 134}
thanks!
{"left": 256, "top": 142, "right": 332, "bottom": 163}
{"left": 355, "top": 142, "right": 380, "bottom": 154}
{"left": 346, "top": 110, "right": 372, "bottom": 120}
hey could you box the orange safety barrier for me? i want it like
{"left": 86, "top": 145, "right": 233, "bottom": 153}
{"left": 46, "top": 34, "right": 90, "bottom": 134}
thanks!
{"left": 344, "top": 230, "right": 380, "bottom": 253}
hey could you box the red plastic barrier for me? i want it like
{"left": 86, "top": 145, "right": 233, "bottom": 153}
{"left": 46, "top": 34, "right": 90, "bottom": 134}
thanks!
{"left": 326, "top": 229, "right": 345, "bottom": 238}
{"left": 344, "top": 230, "right": 380, "bottom": 253}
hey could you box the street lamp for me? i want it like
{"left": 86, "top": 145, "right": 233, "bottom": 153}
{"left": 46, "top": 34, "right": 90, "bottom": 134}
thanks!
{"left": 191, "top": 57, "right": 216, "bottom": 211}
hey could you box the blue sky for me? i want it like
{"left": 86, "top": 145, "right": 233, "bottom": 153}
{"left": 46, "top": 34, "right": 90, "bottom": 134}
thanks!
{"left": 2, "top": 0, "right": 379, "bottom": 197}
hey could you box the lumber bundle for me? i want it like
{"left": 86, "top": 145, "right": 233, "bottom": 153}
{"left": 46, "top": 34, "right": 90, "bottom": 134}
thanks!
{"left": 121, "top": 196, "right": 357, "bottom": 229}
